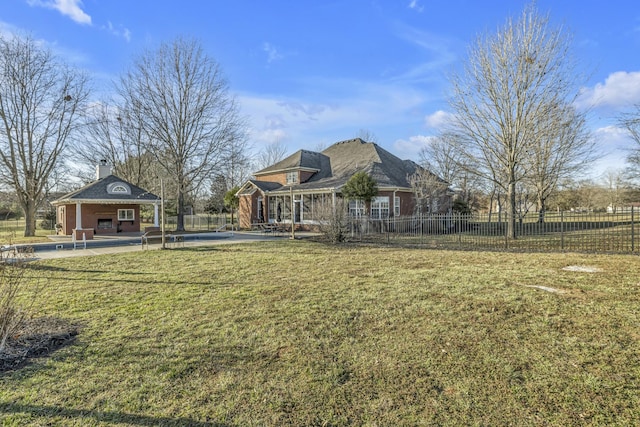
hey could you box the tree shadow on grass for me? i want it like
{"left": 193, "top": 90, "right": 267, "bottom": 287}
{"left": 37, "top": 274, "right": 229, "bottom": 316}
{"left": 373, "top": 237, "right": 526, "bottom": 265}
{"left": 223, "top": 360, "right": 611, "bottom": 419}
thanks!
{"left": 26, "top": 263, "right": 154, "bottom": 275}
{"left": 0, "top": 317, "right": 80, "bottom": 373}
{"left": 0, "top": 401, "right": 228, "bottom": 426}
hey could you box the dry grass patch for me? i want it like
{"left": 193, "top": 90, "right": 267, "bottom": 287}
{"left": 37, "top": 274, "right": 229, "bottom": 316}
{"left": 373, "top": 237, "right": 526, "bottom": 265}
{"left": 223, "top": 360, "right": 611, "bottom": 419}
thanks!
{"left": 0, "top": 241, "right": 639, "bottom": 425}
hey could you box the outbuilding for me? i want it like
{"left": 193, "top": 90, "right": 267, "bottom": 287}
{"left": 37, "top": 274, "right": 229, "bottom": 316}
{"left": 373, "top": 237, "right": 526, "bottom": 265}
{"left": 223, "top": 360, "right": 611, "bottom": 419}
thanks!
{"left": 52, "top": 163, "right": 160, "bottom": 240}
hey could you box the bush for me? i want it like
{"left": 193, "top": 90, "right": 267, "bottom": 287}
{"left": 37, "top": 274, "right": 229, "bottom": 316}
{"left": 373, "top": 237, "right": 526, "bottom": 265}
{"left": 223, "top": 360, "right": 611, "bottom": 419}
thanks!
{"left": 315, "top": 198, "right": 349, "bottom": 243}
{"left": 0, "top": 249, "right": 38, "bottom": 354}
{"left": 39, "top": 210, "right": 56, "bottom": 230}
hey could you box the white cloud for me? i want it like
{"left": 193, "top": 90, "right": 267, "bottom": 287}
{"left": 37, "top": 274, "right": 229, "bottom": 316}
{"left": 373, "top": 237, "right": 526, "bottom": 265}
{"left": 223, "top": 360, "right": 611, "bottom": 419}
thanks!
{"left": 425, "top": 110, "right": 453, "bottom": 129}
{"left": 103, "top": 21, "right": 131, "bottom": 42}
{"left": 588, "top": 125, "right": 635, "bottom": 176}
{"left": 595, "top": 125, "right": 634, "bottom": 150}
{"left": 390, "top": 24, "right": 457, "bottom": 84}
{"left": 0, "top": 21, "right": 21, "bottom": 38}
{"left": 408, "top": 0, "right": 424, "bottom": 13}
{"left": 0, "top": 20, "right": 90, "bottom": 65}
{"left": 578, "top": 71, "right": 640, "bottom": 109}
{"left": 27, "top": 0, "right": 92, "bottom": 25}
{"left": 393, "top": 135, "right": 435, "bottom": 159}
{"left": 262, "top": 42, "right": 284, "bottom": 63}
{"left": 235, "top": 74, "right": 432, "bottom": 161}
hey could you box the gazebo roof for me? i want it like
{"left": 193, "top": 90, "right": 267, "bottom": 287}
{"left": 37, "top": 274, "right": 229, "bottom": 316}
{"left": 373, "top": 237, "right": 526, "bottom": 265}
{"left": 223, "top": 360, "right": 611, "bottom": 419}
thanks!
{"left": 52, "top": 175, "right": 159, "bottom": 205}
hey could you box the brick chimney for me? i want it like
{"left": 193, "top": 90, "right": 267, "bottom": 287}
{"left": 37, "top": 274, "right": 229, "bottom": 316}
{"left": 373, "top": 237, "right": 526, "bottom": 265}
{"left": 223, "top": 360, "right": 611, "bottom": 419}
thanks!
{"left": 96, "top": 159, "right": 111, "bottom": 180}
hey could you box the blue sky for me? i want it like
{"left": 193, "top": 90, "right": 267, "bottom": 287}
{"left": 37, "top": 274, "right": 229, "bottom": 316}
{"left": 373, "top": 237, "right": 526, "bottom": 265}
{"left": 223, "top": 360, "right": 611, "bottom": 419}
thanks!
{"left": 3, "top": 0, "right": 640, "bottom": 178}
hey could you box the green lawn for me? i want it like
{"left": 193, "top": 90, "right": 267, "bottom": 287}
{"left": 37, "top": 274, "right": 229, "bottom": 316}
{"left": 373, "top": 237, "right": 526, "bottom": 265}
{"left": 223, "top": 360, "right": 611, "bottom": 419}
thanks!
{"left": 1, "top": 240, "right": 640, "bottom": 426}
{"left": 0, "top": 219, "right": 55, "bottom": 245}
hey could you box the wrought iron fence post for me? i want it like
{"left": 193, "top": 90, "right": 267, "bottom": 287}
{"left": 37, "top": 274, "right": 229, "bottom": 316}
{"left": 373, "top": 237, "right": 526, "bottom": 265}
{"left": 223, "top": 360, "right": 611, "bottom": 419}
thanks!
{"left": 632, "top": 206, "right": 635, "bottom": 253}
{"left": 560, "top": 211, "right": 564, "bottom": 251}
{"left": 504, "top": 213, "right": 509, "bottom": 249}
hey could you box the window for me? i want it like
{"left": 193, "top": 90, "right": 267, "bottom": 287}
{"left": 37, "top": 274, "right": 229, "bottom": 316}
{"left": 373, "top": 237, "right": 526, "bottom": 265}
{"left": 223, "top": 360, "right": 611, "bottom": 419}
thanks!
{"left": 286, "top": 171, "right": 298, "bottom": 184}
{"left": 118, "top": 209, "right": 135, "bottom": 221}
{"left": 349, "top": 200, "right": 365, "bottom": 217}
{"left": 257, "top": 196, "right": 263, "bottom": 221}
{"left": 394, "top": 196, "right": 400, "bottom": 216}
{"left": 371, "top": 196, "right": 389, "bottom": 220}
{"left": 107, "top": 182, "right": 131, "bottom": 195}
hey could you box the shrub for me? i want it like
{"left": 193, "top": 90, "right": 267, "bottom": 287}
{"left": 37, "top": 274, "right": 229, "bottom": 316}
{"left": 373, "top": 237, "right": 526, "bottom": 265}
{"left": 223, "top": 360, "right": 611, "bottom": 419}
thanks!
{"left": 0, "top": 249, "right": 38, "bottom": 354}
{"left": 39, "top": 210, "right": 57, "bottom": 229}
{"left": 315, "top": 198, "right": 349, "bottom": 243}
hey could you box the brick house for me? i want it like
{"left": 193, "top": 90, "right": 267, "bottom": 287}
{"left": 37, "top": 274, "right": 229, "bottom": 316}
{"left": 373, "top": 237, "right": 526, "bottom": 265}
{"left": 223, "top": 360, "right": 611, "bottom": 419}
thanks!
{"left": 51, "top": 163, "right": 160, "bottom": 240}
{"left": 237, "top": 138, "right": 441, "bottom": 229}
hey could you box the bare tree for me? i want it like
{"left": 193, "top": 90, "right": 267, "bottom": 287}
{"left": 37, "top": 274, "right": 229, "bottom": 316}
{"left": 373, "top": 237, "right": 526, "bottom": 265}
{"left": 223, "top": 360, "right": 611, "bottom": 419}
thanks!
{"left": 256, "top": 140, "right": 288, "bottom": 170}
{"left": 356, "top": 129, "right": 378, "bottom": 143}
{"left": 621, "top": 104, "right": 640, "bottom": 182}
{"left": 315, "top": 197, "right": 349, "bottom": 244}
{"left": 0, "top": 34, "right": 89, "bottom": 236}
{"left": 524, "top": 102, "right": 594, "bottom": 222}
{"left": 419, "top": 134, "right": 479, "bottom": 206}
{"left": 219, "top": 136, "right": 252, "bottom": 189}
{"left": 408, "top": 167, "right": 450, "bottom": 214}
{"left": 76, "top": 102, "right": 158, "bottom": 188}
{"left": 601, "top": 168, "right": 627, "bottom": 213}
{"left": 446, "top": 3, "right": 588, "bottom": 238}
{"left": 118, "top": 37, "right": 245, "bottom": 231}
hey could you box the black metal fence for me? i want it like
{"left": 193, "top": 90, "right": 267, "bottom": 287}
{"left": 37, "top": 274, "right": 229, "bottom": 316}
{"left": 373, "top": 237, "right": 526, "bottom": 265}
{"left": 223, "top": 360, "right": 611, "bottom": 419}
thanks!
{"left": 166, "top": 214, "right": 230, "bottom": 231}
{"left": 346, "top": 210, "right": 640, "bottom": 254}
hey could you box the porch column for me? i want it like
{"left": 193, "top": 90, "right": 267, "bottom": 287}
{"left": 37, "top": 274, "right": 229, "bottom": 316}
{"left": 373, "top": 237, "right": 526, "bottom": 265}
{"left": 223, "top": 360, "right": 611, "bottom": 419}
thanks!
{"left": 75, "top": 203, "right": 83, "bottom": 229}
{"left": 154, "top": 203, "right": 159, "bottom": 227}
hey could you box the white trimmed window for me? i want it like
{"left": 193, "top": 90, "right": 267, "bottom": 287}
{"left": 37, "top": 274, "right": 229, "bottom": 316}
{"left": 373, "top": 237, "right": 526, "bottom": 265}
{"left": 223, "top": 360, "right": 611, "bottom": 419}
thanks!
{"left": 349, "top": 200, "right": 365, "bottom": 217}
{"left": 371, "top": 196, "right": 390, "bottom": 220}
{"left": 394, "top": 196, "right": 400, "bottom": 216}
{"left": 107, "top": 182, "right": 131, "bottom": 195}
{"left": 118, "top": 209, "right": 135, "bottom": 221}
{"left": 286, "top": 171, "right": 298, "bottom": 184}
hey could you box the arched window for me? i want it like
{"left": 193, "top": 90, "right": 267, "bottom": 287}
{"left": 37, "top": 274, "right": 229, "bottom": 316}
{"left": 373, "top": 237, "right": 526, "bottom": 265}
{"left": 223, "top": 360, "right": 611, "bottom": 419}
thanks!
{"left": 107, "top": 182, "right": 131, "bottom": 195}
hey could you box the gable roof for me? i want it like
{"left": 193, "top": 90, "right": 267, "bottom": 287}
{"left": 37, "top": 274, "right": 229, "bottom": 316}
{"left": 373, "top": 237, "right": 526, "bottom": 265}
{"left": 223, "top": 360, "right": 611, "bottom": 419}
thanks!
{"left": 251, "top": 138, "right": 425, "bottom": 194}
{"left": 255, "top": 149, "right": 329, "bottom": 176}
{"left": 52, "top": 174, "right": 159, "bottom": 205}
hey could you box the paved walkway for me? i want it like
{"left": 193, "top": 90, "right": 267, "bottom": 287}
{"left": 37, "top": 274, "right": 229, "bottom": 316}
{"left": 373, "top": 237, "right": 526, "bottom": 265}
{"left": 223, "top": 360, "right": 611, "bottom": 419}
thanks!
{"left": 4, "top": 231, "right": 312, "bottom": 261}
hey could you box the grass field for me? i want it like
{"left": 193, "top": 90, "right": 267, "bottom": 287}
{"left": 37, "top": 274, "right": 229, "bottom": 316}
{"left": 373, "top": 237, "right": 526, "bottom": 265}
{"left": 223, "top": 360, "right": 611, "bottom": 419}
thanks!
{"left": 1, "top": 240, "right": 640, "bottom": 425}
{"left": 0, "top": 219, "right": 55, "bottom": 245}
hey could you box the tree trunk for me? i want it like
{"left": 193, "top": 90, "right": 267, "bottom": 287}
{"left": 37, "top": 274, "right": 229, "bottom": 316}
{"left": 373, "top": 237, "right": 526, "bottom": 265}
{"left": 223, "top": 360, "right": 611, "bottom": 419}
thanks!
{"left": 176, "top": 185, "right": 185, "bottom": 232}
{"left": 508, "top": 180, "right": 517, "bottom": 239}
{"left": 23, "top": 199, "right": 37, "bottom": 237}
{"left": 537, "top": 196, "right": 546, "bottom": 224}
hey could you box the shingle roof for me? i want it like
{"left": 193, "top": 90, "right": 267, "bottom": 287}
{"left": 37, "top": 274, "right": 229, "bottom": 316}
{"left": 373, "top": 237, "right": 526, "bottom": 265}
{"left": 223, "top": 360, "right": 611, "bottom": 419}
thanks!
{"left": 255, "top": 149, "right": 329, "bottom": 175}
{"left": 250, "top": 179, "right": 283, "bottom": 192}
{"left": 258, "top": 138, "right": 424, "bottom": 193}
{"left": 52, "top": 175, "right": 159, "bottom": 205}
{"left": 250, "top": 138, "right": 440, "bottom": 196}
{"left": 319, "top": 138, "right": 420, "bottom": 188}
